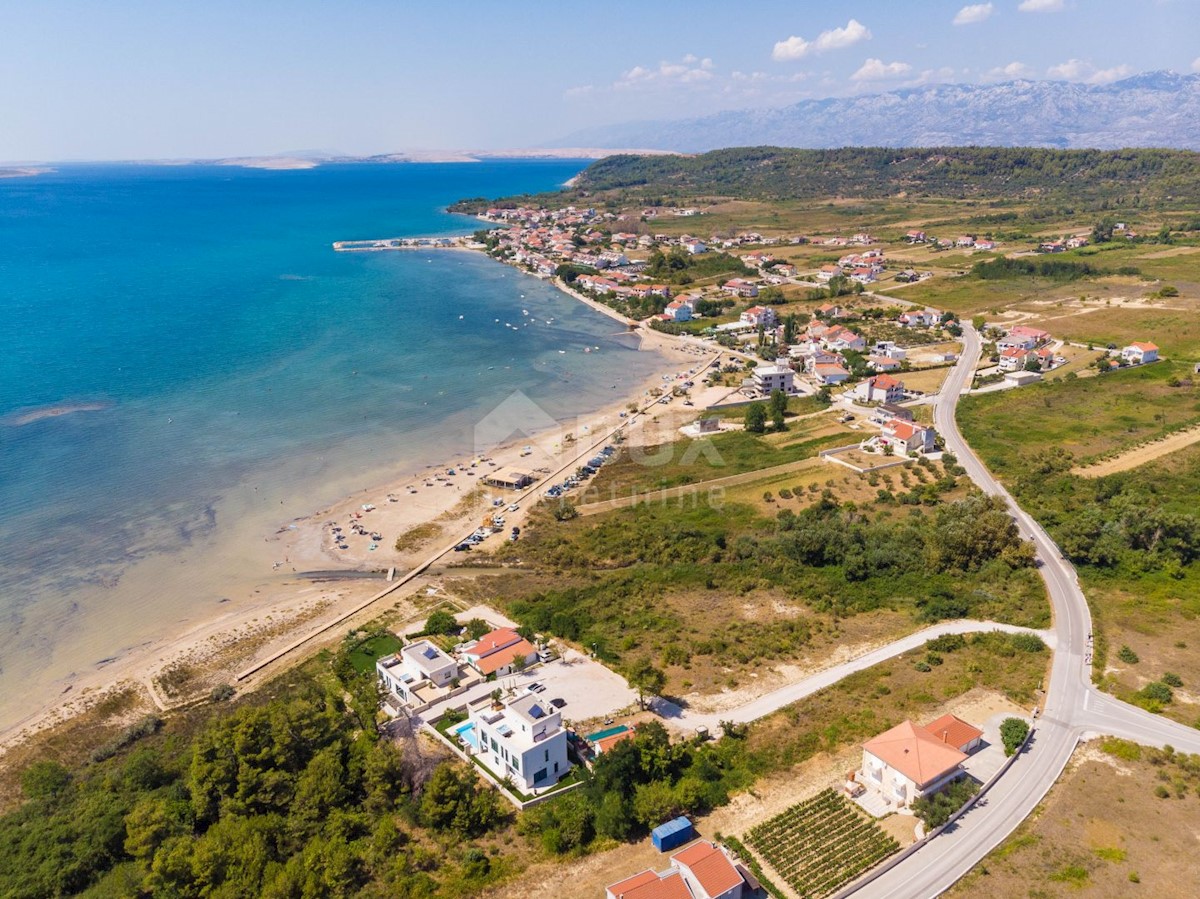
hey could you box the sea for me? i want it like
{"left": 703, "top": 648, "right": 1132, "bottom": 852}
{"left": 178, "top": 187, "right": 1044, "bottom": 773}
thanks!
{"left": 0, "top": 160, "right": 664, "bottom": 731}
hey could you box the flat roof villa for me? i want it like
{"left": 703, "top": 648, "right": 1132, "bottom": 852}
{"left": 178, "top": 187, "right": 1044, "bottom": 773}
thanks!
{"left": 462, "top": 691, "right": 571, "bottom": 792}
{"left": 376, "top": 639, "right": 476, "bottom": 711}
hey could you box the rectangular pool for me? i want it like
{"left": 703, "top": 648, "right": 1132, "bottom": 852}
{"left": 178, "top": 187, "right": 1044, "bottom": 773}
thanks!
{"left": 453, "top": 720, "right": 481, "bottom": 751}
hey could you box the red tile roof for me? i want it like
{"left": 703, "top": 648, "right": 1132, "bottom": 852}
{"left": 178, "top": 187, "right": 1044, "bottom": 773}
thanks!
{"left": 672, "top": 841, "right": 744, "bottom": 897}
{"left": 469, "top": 628, "right": 523, "bottom": 657}
{"left": 924, "top": 714, "right": 984, "bottom": 752}
{"left": 608, "top": 870, "right": 692, "bottom": 899}
{"left": 1131, "top": 341, "right": 1158, "bottom": 351}
{"left": 863, "top": 720, "right": 967, "bottom": 787}
{"left": 472, "top": 638, "right": 536, "bottom": 675}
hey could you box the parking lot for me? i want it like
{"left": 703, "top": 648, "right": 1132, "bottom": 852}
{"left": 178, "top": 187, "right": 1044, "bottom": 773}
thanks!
{"left": 413, "top": 644, "right": 638, "bottom": 731}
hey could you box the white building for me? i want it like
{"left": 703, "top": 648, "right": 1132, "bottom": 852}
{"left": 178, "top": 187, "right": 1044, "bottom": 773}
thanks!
{"left": 1121, "top": 342, "right": 1159, "bottom": 365}
{"left": 860, "top": 717, "right": 981, "bottom": 809}
{"left": 740, "top": 305, "right": 777, "bottom": 328}
{"left": 853, "top": 374, "right": 905, "bottom": 405}
{"left": 662, "top": 301, "right": 692, "bottom": 322}
{"left": 466, "top": 692, "right": 571, "bottom": 792}
{"left": 376, "top": 639, "right": 460, "bottom": 706}
{"left": 752, "top": 364, "right": 795, "bottom": 395}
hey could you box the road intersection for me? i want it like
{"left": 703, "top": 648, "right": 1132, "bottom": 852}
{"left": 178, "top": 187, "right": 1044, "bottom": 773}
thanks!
{"left": 848, "top": 324, "right": 1200, "bottom": 898}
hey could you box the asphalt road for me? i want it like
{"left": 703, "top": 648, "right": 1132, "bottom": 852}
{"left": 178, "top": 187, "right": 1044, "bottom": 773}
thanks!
{"left": 848, "top": 324, "right": 1200, "bottom": 898}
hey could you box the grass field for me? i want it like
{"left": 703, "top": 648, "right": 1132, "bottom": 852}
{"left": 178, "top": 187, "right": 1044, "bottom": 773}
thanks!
{"left": 958, "top": 360, "right": 1200, "bottom": 471}
{"left": 947, "top": 739, "right": 1200, "bottom": 899}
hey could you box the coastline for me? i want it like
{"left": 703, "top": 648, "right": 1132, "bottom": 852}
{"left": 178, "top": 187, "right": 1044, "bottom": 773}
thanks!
{"left": 0, "top": 253, "right": 714, "bottom": 760}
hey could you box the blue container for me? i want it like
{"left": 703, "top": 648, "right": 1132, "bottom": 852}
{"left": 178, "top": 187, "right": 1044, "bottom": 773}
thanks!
{"left": 651, "top": 816, "right": 694, "bottom": 852}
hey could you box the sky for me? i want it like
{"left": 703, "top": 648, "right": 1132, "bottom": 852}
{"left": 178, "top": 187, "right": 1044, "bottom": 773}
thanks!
{"left": 3, "top": 0, "right": 1198, "bottom": 162}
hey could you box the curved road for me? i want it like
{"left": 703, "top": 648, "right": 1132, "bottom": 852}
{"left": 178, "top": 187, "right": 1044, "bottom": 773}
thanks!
{"left": 850, "top": 325, "right": 1200, "bottom": 898}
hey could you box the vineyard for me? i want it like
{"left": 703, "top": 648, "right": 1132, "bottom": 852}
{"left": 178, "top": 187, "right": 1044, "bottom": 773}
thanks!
{"left": 745, "top": 789, "right": 899, "bottom": 898}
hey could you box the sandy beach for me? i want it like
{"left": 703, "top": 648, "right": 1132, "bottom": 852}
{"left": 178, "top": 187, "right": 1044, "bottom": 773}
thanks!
{"left": 0, "top": 260, "right": 731, "bottom": 760}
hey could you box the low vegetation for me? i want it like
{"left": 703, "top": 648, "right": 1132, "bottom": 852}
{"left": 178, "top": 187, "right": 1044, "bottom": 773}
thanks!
{"left": 745, "top": 789, "right": 899, "bottom": 898}
{"left": 948, "top": 740, "right": 1200, "bottom": 898}
{"left": 913, "top": 776, "right": 981, "bottom": 829}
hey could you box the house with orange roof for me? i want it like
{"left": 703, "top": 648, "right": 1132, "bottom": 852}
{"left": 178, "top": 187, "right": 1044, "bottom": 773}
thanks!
{"left": 606, "top": 842, "right": 745, "bottom": 899}
{"left": 861, "top": 719, "right": 971, "bottom": 808}
{"left": 877, "top": 419, "right": 936, "bottom": 456}
{"left": 924, "top": 714, "right": 984, "bottom": 754}
{"left": 461, "top": 627, "right": 537, "bottom": 677}
{"left": 853, "top": 374, "right": 906, "bottom": 405}
{"left": 1121, "top": 342, "right": 1159, "bottom": 365}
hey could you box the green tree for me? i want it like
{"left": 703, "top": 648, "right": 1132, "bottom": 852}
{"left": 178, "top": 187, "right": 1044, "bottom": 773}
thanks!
{"left": 744, "top": 402, "right": 767, "bottom": 434}
{"left": 20, "top": 759, "right": 71, "bottom": 800}
{"left": 424, "top": 609, "right": 459, "bottom": 636}
{"left": 999, "top": 717, "right": 1030, "bottom": 756}
{"left": 627, "top": 661, "right": 667, "bottom": 709}
{"left": 466, "top": 617, "right": 490, "bottom": 640}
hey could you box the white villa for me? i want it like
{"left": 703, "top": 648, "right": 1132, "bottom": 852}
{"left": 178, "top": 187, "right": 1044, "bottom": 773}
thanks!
{"left": 752, "top": 363, "right": 795, "bottom": 395}
{"left": 853, "top": 374, "right": 905, "bottom": 405}
{"left": 1121, "top": 342, "right": 1159, "bottom": 365}
{"left": 376, "top": 639, "right": 461, "bottom": 708}
{"left": 860, "top": 715, "right": 982, "bottom": 809}
{"left": 465, "top": 692, "right": 571, "bottom": 792}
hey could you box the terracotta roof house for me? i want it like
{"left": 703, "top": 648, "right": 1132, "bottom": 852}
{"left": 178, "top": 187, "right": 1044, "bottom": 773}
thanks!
{"left": 605, "top": 869, "right": 692, "bottom": 899}
{"left": 461, "top": 627, "right": 537, "bottom": 677}
{"left": 607, "top": 841, "right": 745, "bottom": 899}
{"left": 924, "top": 714, "right": 984, "bottom": 753}
{"left": 672, "top": 841, "right": 745, "bottom": 899}
{"left": 862, "top": 720, "right": 969, "bottom": 807}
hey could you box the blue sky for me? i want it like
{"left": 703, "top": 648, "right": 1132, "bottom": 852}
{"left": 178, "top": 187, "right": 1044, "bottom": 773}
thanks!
{"left": 3, "top": 0, "right": 1198, "bottom": 161}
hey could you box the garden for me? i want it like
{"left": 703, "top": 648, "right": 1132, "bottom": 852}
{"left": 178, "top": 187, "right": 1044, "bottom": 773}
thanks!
{"left": 745, "top": 788, "right": 899, "bottom": 898}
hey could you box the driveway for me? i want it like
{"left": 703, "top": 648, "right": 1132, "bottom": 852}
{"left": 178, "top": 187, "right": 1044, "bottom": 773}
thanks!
{"left": 412, "top": 647, "right": 637, "bottom": 729}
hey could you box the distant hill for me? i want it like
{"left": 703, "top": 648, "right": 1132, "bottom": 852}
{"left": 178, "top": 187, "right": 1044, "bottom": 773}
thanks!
{"left": 551, "top": 72, "right": 1200, "bottom": 153}
{"left": 453, "top": 145, "right": 1200, "bottom": 211}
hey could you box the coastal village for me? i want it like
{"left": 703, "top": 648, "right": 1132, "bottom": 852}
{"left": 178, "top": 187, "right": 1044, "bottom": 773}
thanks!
{"left": 9, "top": 162, "right": 1195, "bottom": 899}
{"left": 321, "top": 197, "right": 1172, "bottom": 897}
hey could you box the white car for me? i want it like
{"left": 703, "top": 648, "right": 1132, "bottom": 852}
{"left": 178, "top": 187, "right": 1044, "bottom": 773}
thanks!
{"left": 507, "top": 503, "right": 520, "bottom": 512}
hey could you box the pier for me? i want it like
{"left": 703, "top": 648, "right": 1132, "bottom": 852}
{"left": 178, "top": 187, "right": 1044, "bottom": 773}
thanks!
{"left": 332, "top": 235, "right": 485, "bottom": 252}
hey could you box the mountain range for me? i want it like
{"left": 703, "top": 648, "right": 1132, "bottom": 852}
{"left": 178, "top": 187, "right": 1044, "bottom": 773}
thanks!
{"left": 550, "top": 72, "right": 1200, "bottom": 153}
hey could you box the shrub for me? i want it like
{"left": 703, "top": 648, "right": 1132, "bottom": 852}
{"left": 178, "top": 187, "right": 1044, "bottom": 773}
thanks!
{"left": 209, "top": 683, "right": 236, "bottom": 703}
{"left": 424, "top": 609, "right": 459, "bottom": 636}
{"left": 1009, "top": 632, "right": 1047, "bottom": 653}
{"left": 1162, "top": 672, "right": 1183, "bottom": 687}
{"left": 1117, "top": 645, "right": 1140, "bottom": 664}
{"left": 778, "top": 488, "right": 793, "bottom": 499}
{"left": 926, "top": 634, "right": 967, "bottom": 654}
{"left": 1138, "top": 681, "right": 1174, "bottom": 705}
{"left": 912, "top": 777, "right": 980, "bottom": 828}
{"left": 1000, "top": 717, "right": 1030, "bottom": 756}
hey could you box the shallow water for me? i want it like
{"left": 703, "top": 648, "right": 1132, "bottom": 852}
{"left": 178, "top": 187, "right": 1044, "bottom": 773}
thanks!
{"left": 0, "top": 161, "right": 661, "bottom": 728}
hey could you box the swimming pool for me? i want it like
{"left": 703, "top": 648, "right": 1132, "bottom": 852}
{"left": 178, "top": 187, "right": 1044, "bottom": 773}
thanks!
{"left": 585, "top": 724, "right": 629, "bottom": 743}
{"left": 453, "top": 720, "right": 481, "bottom": 751}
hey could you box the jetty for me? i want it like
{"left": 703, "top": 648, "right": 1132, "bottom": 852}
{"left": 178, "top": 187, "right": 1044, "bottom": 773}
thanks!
{"left": 332, "top": 235, "right": 486, "bottom": 252}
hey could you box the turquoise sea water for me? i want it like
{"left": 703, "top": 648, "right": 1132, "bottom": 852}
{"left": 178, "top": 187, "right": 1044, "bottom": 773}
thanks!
{"left": 0, "top": 161, "right": 661, "bottom": 725}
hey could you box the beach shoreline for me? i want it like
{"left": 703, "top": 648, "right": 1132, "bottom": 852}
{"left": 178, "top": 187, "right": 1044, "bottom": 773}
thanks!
{"left": 0, "top": 253, "right": 718, "bottom": 761}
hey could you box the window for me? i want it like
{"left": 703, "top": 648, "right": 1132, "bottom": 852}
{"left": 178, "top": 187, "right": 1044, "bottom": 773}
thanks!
{"left": 544, "top": 749, "right": 549, "bottom": 762}
{"left": 534, "top": 768, "right": 547, "bottom": 783}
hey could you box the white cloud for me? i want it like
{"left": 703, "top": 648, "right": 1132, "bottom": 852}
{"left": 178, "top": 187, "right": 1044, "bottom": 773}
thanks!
{"left": 1047, "top": 59, "right": 1133, "bottom": 84}
{"left": 851, "top": 58, "right": 913, "bottom": 82}
{"left": 772, "top": 19, "right": 871, "bottom": 61}
{"left": 953, "top": 3, "right": 994, "bottom": 25}
{"left": 1192, "top": 57, "right": 1200, "bottom": 73}
{"left": 1019, "top": 0, "right": 1064, "bottom": 11}
{"left": 988, "top": 61, "right": 1034, "bottom": 78}
{"left": 613, "top": 56, "right": 715, "bottom": 90}
{"left": 1087, "top": 64, "right": 1133, "bottom": 84}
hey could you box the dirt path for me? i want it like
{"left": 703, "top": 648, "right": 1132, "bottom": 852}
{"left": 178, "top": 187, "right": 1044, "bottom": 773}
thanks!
{"left": 1073, "top": 422, "right": 1200, "bottom": 478}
